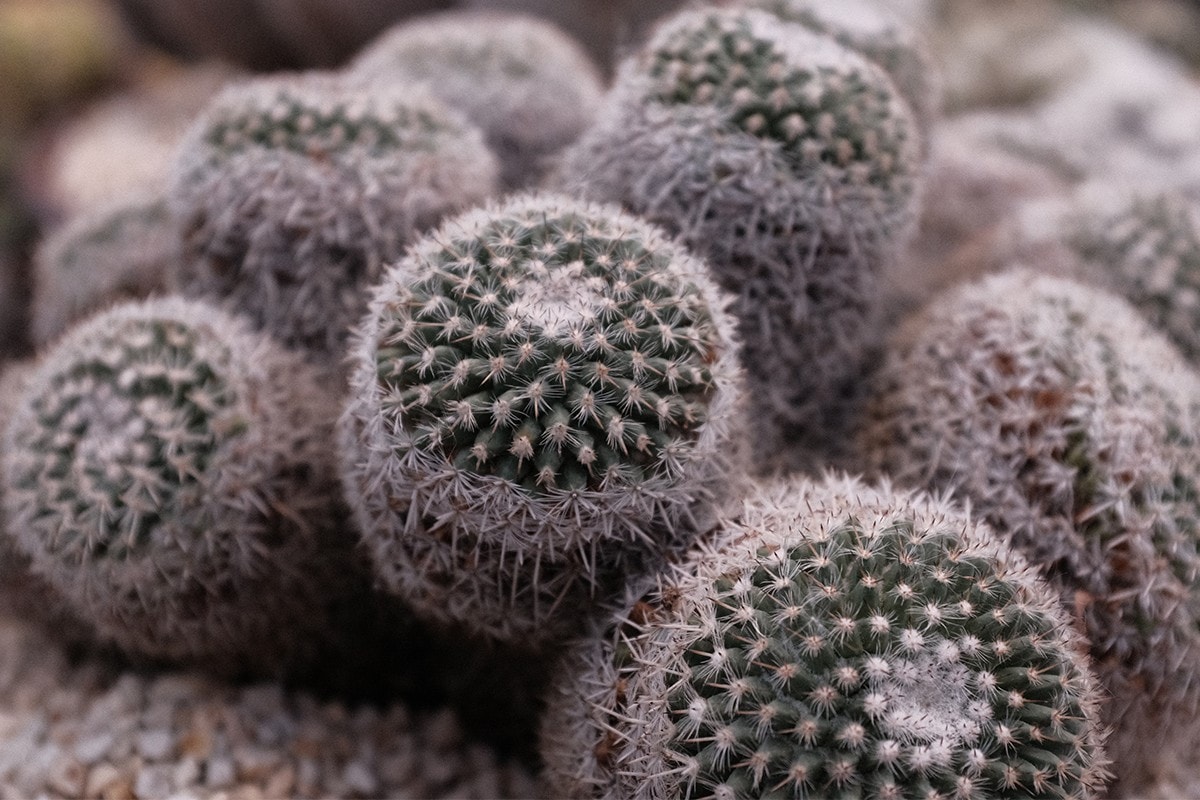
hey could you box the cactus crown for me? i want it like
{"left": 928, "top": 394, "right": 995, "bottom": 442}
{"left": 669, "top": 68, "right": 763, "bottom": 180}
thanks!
{"left": 639, "top": 8, "right": 912, "bottom": 192}
{"left": 6, "top": 302, "right": 244, "bottom": 561}
{"left": 663, "top": 518, "right": 1097, "bottom": 798}
{"left": 373, "top": 195, "right": 723, "bottom": 496}
{"left": 197, "top": 78, "right": 459, "bottom": 161}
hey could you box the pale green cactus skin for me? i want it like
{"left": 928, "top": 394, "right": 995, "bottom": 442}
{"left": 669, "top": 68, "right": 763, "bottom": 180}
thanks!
{"left": 339, "top": 193, "right": 746, "bottom": 642}
{"left": 557, "top": 7, "right": 923, "bottom": 472}
{"left": 168, "top": 73, "right": 498, "bottom": 360}
{"left": 1, "top": 297, "right": 364, "bottom": 674}
{"left": 860, "top": 269, "right": 1200, "bottom": 794}
{"left": 31, "top": 193, "right": 172, "bottom": 347}
{"left": 541, "top": 474, "right": 1109, "bottom": 799}
{"left": 350, "top": 9, "right": 603, "bottom": 189}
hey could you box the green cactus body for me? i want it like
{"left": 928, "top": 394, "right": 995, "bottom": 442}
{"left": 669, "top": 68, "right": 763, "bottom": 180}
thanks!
{"left": 860, "top": 269, "right": 1200, "bottom": 793}
{"left": 340, "top": 193, "right": 745, "bottom": 642}
{"left": 557, "top": 7, "right": 922, "bottom": 472}
{"left": 168, "top": 74, "right": 498, "bottom": 360}
{"left": 1063, "top": 192, "right": 1200, "bottom": 362}
{"left": 541, "top": 474, "right": 1108, "bottom": 799}
{"left": 746, "top": 0, "right": 939, "bottom": 151}
{"left": 350, "top": 10, "right": 603, "bottom": 189}
{"left": 1, "top": 297, "right": 361, "bottom": 672}
{"left": 31, "top": 194, "right": 172, "bottom": 347}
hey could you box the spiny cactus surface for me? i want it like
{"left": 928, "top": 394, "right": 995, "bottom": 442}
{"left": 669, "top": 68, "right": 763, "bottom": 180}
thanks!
{"left": 745, "top": 0, "right": 939, "bottom": 148}
{"left": 31, "top": 193, "right": 172, "bottom": 346}
{"left": 541, "top": 474, "right": 1108, "bottom": 799}
{"left": 168, "top": 73, "right": 498, "bottom": 360}
{"left": 1, "top": 297, "right": 361, "bottom": 673}
{"left": 340, "top": 193, "right": 745, "bottom": 641}
{"left": 350, "top": 10, "right": 603, "bottom": 189}
{"left": 558, "top": 6, "right": 922, "bottom": 471}
{"left": 860, "top": 268, "right": 1200, "bottom": 793}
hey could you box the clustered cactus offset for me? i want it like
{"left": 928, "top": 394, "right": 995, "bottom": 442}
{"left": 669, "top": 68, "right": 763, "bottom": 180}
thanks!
{"left": 541, "top": 474, "right": 1109, "bottom": 799}
{"left": 558, "top": 6, "right": 923, "bottom": 470}
{"left": 339, "top": 192, "right": 745, "bottom": 642}
{"left": 167, "top": 73, "right": 498, "bottom": 360}
{"left": 30, "top": 193, "right": 173, "bottom": 346}
{"left": 860, "top": 268, "right": 1200, "bottom": 792}
{"left": 350, "top": 9, "right": 604, "bottom": 189}
{"left": 1, "top": 297, "right": 363, "bottom": 674}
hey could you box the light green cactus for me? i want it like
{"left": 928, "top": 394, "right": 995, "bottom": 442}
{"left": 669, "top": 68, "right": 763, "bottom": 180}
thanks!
{"left": 542, "top": 474, "right": 1109, "bottom": 799}
{"left": 339, "top": 192, "right": 746, "bottom": 642}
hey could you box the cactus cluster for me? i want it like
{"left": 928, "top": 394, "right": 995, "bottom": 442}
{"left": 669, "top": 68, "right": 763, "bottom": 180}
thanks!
{"left": 30, "top": 193, "right": 172, "bottom": 346}
{"left": 1, "top": 297, "right": 362, "bottom": 673}
{"left": 860, "top": 268, "right": 1200, "bottom": 791}
{"left": 339, "top": 193, "right": 745, "bottom": 642}
{"left": 558, "top": 5, "right": 923, "bottom": 470}
{"left": 542, "top": 474, "right": 1108, "bottom": 799}
{"left": 168, "top": 73, "right": 498, "bottom": 359}
{"left": 350, "top": 10, "right": 603, "bottom": 189}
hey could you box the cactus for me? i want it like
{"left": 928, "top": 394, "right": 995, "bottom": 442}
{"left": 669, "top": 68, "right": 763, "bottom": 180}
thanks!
{"left": 557, "top": 6, "right": 923, "bottom": 471}
{"left": 859, "top": 268, "right": 1200, "bottom": 793}
{"left": 30, "top": 194, "right": 172, "bottom": 346}
{"left": 1, "top": 297, "right": 364, "bottom": 674}
{"left": 350, "top": 10, "right": 604, "bottom": 189}
{"left": 339, "top": 193, "right": 746, "bottom": 642}
{"left": 745, "top": 0, "right": 940, "bottom": 151}
{"left": 168, "top": 73, "right": 498, "bottom": 360}
{"left": 541, "top": 473, "right": 1109, "bottom": 799}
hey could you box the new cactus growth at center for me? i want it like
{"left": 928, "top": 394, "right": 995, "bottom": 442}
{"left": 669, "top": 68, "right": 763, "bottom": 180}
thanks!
{"left": 339, "top": 193, "right": 745, "bottom": 642}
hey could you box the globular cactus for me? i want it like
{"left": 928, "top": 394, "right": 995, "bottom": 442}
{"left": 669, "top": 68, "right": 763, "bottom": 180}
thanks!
{"left": 350, "top": 10, "right": 604, "bottom": 189}
{"left": 168, "top": 73, "right": 498, "bottom": 360}
{"left": 339, "top": 193, "right": 746, "bottom": 642}
{"left": 557, "top": 6, "right": 923, "bottom": 471}
{"left": 1, "top": 297, "right": 363, "bottom": 674}
{"left": 859, "top": 268, "right": 1200, "bottom": 793}
{"left": 541, "top": 474, "right": 1109, "bottom": 799}
{"left": 745, "top": 0, "right": 940, "bottom": 151}
{"left": 30, "top": 194, "right": 172, "bottom": 346}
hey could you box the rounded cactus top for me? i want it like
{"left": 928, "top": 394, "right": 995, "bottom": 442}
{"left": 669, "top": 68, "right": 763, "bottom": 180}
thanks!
{"left": 350, "top": 10, "right": 603, "bottom": 188}
{"left": 365, "top": 193, "right": 735, "bottom": 496}
{"left": 632, "top": 7, "right": 919, "bottom": 198}
{"left": 1063, "top": 192, "right": 1200, "bottom": 362}
{"left": 185, "top": 72, "right": 468, "bottom": 164}
{"left": 542, "top": 474, "right": 1108, "bottom": 799}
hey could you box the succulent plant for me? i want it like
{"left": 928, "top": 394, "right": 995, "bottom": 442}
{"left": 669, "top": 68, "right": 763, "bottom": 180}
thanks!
{"left": 168, "top": 72, "right": 498, "bottom": 360}
{"left": 350, "top": 10, "right": 604, "bottom": 189}
{"left": 745, "top": 0, "right": 940, "bottom": 151}
{"left": 1, "top": 297, "right": 364, "bottom": 674}
{"left": 542, "top": 473, "right": 1109, "bottom": 799}
{"left": 339, "top": 193, "right": 746, "bottom": 642}
{"left": 30, "top": 194, "right": 172, "bottom": 346}
{"left": 860, "top": 268, "right": 1200, "bottom": 793}
{"left": 557, "top": 6, "right": 923, "bottom": 471}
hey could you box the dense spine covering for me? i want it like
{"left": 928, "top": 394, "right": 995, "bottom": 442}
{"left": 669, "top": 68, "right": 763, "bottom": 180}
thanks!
{"left": 0, "top": 297, "right": 363, "bottom": 673}
{"left": 557, "top": 7, "right": 923, "bottom": 471}
{"left": 859, "top": 269, "right": 1200, "bottom": 793}
{"left": 339, "top": 193, "right": 745, "bottom": 642}
{"left": 746, "top": 0, "right": 940, "bottom": 151}
{"left": 167, "top": 73, "right": 498, "bottom": 360}
{"left": 541, "top": 474, "right": 1108, "bottom": 799}
{"left": 350, "top": 10, "right": 604, "bottom": 189}
{"left": 30, "top": 194, "right": 173, "bottom": 346}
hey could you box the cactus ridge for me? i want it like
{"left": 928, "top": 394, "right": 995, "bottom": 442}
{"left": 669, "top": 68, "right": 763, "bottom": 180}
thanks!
{"left": 541, "top": 475, "right": 1108, "bottom": 799}
{"left": 374, "top": 202, "right": 721, "bottom": 496}
{"left": 642, "top": 8, "right": 912, "bottom": 196}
